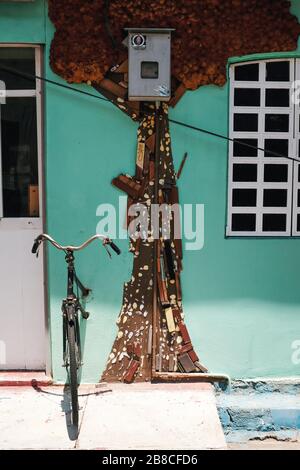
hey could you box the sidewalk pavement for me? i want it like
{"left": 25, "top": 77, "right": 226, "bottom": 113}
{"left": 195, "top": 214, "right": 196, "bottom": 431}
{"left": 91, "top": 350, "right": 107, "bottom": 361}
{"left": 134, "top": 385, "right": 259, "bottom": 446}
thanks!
{"left": 0, "top": 382, "right": 227, "bottom": 450}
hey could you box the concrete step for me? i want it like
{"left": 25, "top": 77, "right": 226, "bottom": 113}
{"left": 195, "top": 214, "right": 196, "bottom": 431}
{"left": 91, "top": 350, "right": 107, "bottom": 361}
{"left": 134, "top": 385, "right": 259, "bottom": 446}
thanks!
{"left": 228, "top": 435, "right": 300, "bottom": 449}
{"left": 0, "top": 372, "right": 52, "bottom": 387}
{"left": 0, "top": 383, "right": 227, "bottom": 450}
{"left": 225, "top": 430, "right": 300, "bottom": 445}
{"left": 78, "top": 383, "right": 227, "bottom": 450}
{"left": 230, "top": 377, "right": 300, "bottom": 395}
{"left": 217, "top": 392, "right": 300, "bottom": 433}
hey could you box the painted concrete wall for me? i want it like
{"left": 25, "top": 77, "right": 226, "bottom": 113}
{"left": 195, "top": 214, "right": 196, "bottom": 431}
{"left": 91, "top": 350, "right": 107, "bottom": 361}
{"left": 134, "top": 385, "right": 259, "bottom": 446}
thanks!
{"left": 0, "top": 0, "right": 46, "bottom": 43}
{"left": 1, "top": 0, "right": 300, "bottom": 381}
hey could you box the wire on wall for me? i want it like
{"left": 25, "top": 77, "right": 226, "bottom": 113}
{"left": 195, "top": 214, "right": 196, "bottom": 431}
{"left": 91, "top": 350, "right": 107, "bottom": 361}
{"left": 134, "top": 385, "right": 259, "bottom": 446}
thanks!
{"left": 0, "top": 64, "right": 299, "bottom": 164}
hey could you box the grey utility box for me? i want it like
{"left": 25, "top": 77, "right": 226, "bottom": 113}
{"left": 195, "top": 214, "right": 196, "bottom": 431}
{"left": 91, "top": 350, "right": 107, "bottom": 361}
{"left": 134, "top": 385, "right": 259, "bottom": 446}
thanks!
{"left": 126, "top": 28, "right": 174, "bottom": 102}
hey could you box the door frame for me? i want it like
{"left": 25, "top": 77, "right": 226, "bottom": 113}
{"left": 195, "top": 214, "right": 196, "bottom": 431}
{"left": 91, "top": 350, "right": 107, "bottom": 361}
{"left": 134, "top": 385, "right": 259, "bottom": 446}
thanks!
{"left": 0, "top": 43, "right": 51, "bottom": 375}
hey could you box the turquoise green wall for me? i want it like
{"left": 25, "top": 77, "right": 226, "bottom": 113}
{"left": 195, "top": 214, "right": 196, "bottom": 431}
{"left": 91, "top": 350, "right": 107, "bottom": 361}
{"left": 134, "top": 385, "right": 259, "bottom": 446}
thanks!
{"left": 1, "top": 0, "right": 300, "bottom": 380}
{"left": 0, "top": 0, "right": 46, "bottom": 43}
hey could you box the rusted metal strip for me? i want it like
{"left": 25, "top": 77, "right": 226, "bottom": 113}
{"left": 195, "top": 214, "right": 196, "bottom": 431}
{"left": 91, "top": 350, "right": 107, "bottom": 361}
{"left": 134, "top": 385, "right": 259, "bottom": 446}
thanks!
{"left": 178, "top": 353, "right": 197, "bottom": 373}
{"left": 169, "top": 83, "right": 186, "bottom": 108}
{"left": 152, "top": 102, "right": 162, "bottom": 377}
{"left": 177, "top": 152, "right": 188, "bottom": 180}
{"left": 152, "top": 372, "right": 230, "bottom": 384}
{"left": 123, "top": 359, "right": 140, "bottom": 384}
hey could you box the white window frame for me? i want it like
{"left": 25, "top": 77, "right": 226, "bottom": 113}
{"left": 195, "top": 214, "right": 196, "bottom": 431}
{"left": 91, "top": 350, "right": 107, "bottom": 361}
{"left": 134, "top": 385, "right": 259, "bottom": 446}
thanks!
{"left": 227, "top": 58, "right": 300, "bottom": 237}
{"left": 292, "top": 58, "right": 300, "bottom": 236}
{"left": 0, "top": 44, "right": 43, "bottom": 221}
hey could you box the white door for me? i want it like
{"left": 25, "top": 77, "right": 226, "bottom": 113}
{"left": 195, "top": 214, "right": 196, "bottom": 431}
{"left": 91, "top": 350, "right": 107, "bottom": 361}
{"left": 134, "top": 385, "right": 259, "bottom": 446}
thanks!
{"left": 0, "top": 45, "right": 46, "bottom": 370}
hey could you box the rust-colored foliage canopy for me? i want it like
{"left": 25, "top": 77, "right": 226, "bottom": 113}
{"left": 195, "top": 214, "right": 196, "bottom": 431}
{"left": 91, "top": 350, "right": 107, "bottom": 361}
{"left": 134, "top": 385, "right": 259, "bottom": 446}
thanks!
{"left": 49, "top": 0, "right": 300, "bottom": 90}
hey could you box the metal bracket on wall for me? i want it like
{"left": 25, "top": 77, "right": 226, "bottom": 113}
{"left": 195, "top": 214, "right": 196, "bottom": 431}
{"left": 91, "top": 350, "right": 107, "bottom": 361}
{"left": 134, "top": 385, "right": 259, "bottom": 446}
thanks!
{"left": 152, "top": 372, "right": 231, "bottom": 390}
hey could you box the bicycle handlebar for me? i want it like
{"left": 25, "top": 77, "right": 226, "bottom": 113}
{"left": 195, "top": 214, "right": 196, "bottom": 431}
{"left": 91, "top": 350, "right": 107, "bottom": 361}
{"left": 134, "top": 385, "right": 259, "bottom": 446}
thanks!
{"left": 109, "top": 241, "right": 121, "bottom": 255}
{"left": 32, "top": 234, "right": 121, "bottom": 256}
{"left": 32, "top": 239, "right": 41, "bottom": 255}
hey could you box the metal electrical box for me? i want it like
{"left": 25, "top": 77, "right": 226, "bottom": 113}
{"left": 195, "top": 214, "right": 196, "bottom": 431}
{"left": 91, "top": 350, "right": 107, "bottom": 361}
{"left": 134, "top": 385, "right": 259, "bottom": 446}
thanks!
{"left": 126, "top": 28, "right": 174, "bottom": 102}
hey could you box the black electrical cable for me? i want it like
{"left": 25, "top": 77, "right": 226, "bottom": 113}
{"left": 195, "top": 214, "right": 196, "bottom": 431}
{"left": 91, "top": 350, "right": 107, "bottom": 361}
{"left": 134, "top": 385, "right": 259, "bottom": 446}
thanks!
{"left": 0, "top": 64, "right": 299, "bottom": 163}
{"left": 0, "top": 65, "right": 109, "bottom": 103}
{"left": 168, "top": 118, "right": 300, "bottom": 164}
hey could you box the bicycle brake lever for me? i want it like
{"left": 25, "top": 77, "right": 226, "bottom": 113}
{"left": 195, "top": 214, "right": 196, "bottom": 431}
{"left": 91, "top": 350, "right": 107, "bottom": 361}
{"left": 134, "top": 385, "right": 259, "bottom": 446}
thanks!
{"left": 32, "top": 239, "right": 41, "bottom": 258}
{"left": 103, "top": 243, "right": 112, "bottom": 259}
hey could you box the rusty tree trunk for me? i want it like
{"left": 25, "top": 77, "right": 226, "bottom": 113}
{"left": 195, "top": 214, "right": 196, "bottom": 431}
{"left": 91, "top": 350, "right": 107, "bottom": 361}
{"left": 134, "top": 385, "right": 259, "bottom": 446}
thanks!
{"left": 102, "top": 104, "right": 206, "bottom": 383}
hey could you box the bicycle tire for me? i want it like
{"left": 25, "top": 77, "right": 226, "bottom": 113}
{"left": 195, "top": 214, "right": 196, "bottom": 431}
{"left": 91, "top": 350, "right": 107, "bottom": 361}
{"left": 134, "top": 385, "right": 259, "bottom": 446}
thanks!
{"left": 67, "top": 319, "right": 79, "bottom": 427}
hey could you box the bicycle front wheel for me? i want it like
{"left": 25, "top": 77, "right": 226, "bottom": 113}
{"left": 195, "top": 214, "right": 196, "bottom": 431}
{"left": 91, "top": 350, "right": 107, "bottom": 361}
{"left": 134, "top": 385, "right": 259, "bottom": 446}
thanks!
{"left": 67, "top": 320, "right": 79, "bottom": 427}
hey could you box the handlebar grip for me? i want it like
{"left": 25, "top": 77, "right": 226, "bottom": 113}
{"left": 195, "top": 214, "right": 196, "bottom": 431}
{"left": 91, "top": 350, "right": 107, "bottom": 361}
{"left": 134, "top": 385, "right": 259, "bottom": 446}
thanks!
{"left": 110, "top": 241, "right": 121, "bottom": 255}
{"left": 32, "top": 239, "right": 40, "bottom": 254}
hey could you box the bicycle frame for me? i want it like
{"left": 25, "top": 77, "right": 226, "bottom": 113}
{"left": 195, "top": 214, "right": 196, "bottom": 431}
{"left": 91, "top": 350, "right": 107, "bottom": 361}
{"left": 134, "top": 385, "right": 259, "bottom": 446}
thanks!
{"left": 62, "top": 250, "right": 89, "bottom": 368}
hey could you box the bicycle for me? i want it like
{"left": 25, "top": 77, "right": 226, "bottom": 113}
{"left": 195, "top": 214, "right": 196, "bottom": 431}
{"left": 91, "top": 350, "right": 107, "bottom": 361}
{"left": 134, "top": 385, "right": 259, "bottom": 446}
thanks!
{"left": 31, "top": 234, "right": 121, "bottom": 427}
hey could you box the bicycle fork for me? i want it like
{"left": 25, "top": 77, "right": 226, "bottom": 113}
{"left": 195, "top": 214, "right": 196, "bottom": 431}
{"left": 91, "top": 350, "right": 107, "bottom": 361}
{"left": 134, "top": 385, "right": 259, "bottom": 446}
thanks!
{"left": 62, "top": 251, "right": 88, "bottom": 368}
{"left": 62, "top": 301, "right": 79, "bottom": 367}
